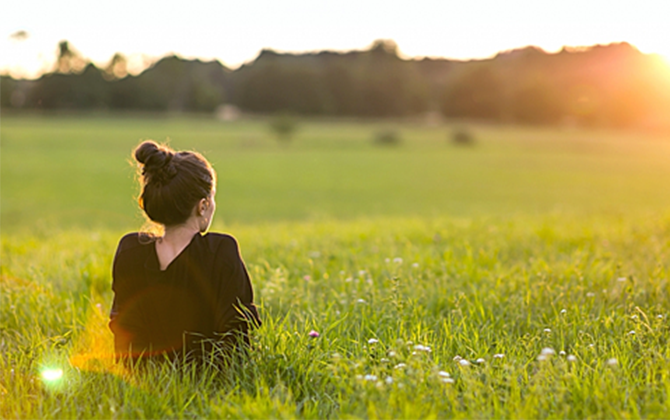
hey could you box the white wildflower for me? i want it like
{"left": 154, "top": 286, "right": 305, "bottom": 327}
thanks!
{"left": 380, "top": 358, "right": 389, "bottom": 363}
{"left": 458, "top": 359, "right": 471, "bottom": 367}
{"left": 412, "top": 263, "right": 419, "bottom": 268}
{"left": 493, "top": 353, "right": 505, "bottom": 359}
{"left": 358, "top": 270, "right": 366, "bottom": 276}
{"left": 657, "top": 315, "right": 664, "bottom": 319}
{"left": 394, "top": 363, "right": 406, "bottom": 369}
{"left": 543, "top": 328, "right": 551, "bottom": 333}
{"left": 441, "top": 377, "right": 455, "bottom": 384}
{"left": 364, "top": 374, "right": 378, "bottom": 381}
{"left": 537, "top": 355, "right": 548, "bottom": 361}
{"left": 631, "top": 315, "right": 638, "bottom": 319}
{"left": 617, "top": 277, "right": 627, "bottom": 282}
{"left": 559, "top": 350, "right": 566, "bottom": 356}
{"left": 540, "top": 347, "right": 556, "bottom": 356}
{"left": 453, "top": 355, "right": 462, "bottom": 362}
{"left": 356, "top": 299, "right": 367, "bottom": 304}
{"left": 385, "top": 258, "right": 391, "bottom": 263}
{"left": 586, "top": 292, "right": 596, "bottom": 297}
{"left": 560, "top": 309, "right": 567, "bottom": 314}
{"left": 567, "top": 355, "right": 577, "bottom": 362}
{"left": 393, "top": 257, "right": 403, "bottom": 264}
{"left": 628, "top": 330, "right": 635, "bottom": 335}
{"left": 368, "top": 338, "right": 379, "bottom": 344}
{"left": 388, "top": 351, "right": 397, "bottom": 358}
{"left": 414, "top": 344, "right": 431, "bottom": 353}
{"left": 438, "top": 371, "right": 450, "bottom": 378}
{"left": 385, "top": 376, "right": 394, "bottom": 385}
{"left": 606, "top": 358, "right": 618, "bottom": 366}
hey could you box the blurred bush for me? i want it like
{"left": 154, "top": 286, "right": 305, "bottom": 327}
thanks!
{"left": 373, "top": 129, "right": 401, "bottom": 146}
{"left": 269, "top": 113, "right": 298, "bottom": 144}
{"left": 451, "top": 127, "right": 475, "bottom": 146}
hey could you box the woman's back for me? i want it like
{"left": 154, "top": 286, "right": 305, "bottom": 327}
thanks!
{"left": 110, "top": 232, "right": 260, "bottom": 359}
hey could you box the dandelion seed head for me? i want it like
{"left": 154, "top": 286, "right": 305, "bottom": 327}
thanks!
{"left": 540, "top": 347, "right": 556, "bottom": 356}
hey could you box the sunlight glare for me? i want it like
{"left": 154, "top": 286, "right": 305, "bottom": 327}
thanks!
{"left": 40, "top": 368, "right": 63, "bottom": 382}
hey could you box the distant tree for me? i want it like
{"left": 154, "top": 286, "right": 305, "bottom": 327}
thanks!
{"left": 9, "top": 30, "right": 29, "bottom": 41}
{"left": 103, "top": 53, "right": 128, "bottom": 80}
{"left": 55, "top": 41, "right": 87, "bottom": 74}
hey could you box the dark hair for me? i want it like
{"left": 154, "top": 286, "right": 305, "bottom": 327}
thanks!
{"left": 134, "top": 140, "right": 215, "bottom": 226}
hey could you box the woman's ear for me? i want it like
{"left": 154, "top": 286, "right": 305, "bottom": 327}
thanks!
{"left": 199, "top": 198, "right": 208, "bottom": 215}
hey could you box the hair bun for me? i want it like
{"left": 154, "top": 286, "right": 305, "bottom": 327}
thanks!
{"left": 134, "top": 140, "right": 177, "bottom": 182}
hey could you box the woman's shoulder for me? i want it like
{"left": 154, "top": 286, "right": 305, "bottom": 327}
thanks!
{"left": 201, "top": 232, "right": 241, "bottom": 254}
{"left": 116, "top": 232, "right": 154, "bottom": 253}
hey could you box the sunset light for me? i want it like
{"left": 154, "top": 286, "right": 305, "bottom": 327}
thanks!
{"left": 1, "top": 0, "right": 669, "bottom": 78}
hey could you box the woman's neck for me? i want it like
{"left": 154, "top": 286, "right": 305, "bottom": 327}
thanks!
{"left": 161, "top": 219, "right": 200, "bottom": 247}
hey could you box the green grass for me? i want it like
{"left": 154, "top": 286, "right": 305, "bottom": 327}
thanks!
{"left": 3, "top": 114, "right": 670, "bottom": 418}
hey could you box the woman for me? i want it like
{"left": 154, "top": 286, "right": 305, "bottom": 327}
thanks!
{"left": 109, "top": 140, "right": 260, "bottom": 361}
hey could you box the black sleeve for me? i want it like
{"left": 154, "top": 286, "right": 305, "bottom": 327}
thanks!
{"left": 215, "top": 236, "right": 261, "bottom": 339}
{"left": 108, "top": 234, "right": 143, "bottom": 355}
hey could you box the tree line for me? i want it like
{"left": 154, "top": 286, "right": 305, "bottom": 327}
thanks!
{"left": 2, "top": 40, "right": 669, "bottom": 128}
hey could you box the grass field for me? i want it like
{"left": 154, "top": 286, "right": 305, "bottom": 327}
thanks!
{"left": 2, "top": 113, "right": 670, "bottom": 418}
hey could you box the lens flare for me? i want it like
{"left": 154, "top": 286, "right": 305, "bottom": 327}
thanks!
{"left": 41, "top": 368, "right": 63, "bottom": 382}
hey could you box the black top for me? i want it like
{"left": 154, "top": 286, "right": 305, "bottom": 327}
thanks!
{"left": 109, "top": 232, "right": 260, "bottom": 359}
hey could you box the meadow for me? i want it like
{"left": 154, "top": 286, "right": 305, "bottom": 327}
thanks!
{"left": 2, "top": 113, "right": 670, "bottom": 418}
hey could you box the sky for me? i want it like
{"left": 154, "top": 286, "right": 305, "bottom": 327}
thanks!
{"left": 2, "top": 0, "right": 669, "bottom": 79}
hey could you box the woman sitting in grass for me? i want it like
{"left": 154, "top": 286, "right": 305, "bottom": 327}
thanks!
{"left": 109, "top": 140, "right": 260, "bottom": 362}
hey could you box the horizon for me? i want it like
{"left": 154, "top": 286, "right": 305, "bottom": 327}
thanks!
{"left": 2, "top": 0, "right": 669, "bottom": 80}
{"left": 2, "top": 38, "right": 664, "bottom": 81}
